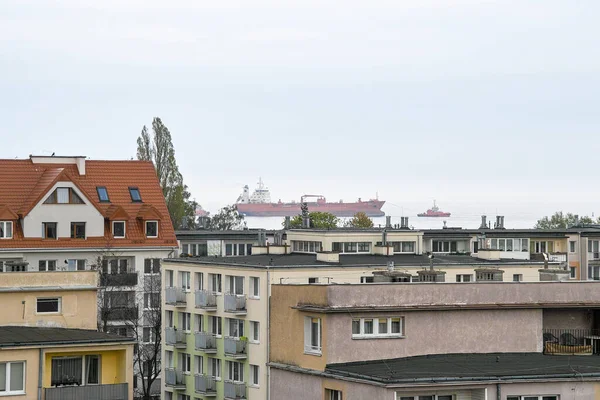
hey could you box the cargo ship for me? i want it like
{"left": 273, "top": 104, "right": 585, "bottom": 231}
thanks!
{"left": 235, "top": 178, "right": 385, "bottom": 217}
{"left": 417, "top": 200, "right": 451, "bottom": 218}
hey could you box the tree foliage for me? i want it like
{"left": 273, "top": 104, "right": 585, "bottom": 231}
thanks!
{"left": 534, "top": 211, "right": 596, "bottom": 229}
{"left": 136, "top": 118, "right": 197, "bottom": 229}
{"left": 345, "top": 212, "right": 374, "bottom": 228}
{"left": 287, "top": 211, "right": 339, "bottom": 229}
{"left": 207, "top": 205, "right": 246, "bottom": 230}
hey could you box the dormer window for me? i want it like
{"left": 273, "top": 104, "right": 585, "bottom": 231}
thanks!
{"left": 129, "top": 187, "right": 142, "bottom": 202}
{"left": 0, "top": 222, "right": 13, "bottom": 239}
{"left": 44, "top": 187, "right": 84, "bottom": 204}
{"left": 113, "top": 221, "right": 126, "bottom": 238}
{"left": 96, "top": 186, "right": 110, "bottom": 202}
{"left": 145, "top": 221, "right": 158, "bottom": 238}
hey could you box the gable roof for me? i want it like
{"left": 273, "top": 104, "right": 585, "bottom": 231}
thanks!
{"left": 0, "top": 158, "right": 177, "bottom": 249}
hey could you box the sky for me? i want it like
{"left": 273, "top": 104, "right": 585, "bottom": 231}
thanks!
{"left": 1, "top": 0, "right": 600, "bottom": 225}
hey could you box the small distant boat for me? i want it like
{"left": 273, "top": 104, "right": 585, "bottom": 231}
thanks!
{"left": 417, "top": 200, "right": 451, "bottom": 218}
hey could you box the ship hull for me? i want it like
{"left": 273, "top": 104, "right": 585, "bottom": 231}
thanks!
{"left": 236, "top": 201, "right": 385, "bottom": 217}
{"left": 417, "top": 213, "right": 451, "bottom": 218}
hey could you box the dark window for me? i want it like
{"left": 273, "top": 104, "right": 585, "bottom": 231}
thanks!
{"left": 129, "top": 187, "right": 142, "bottom": 202}
{"left": 113, "top": 221, "right": 125, "bottom": 238}
{"left": 226, "top": 244, "right": 233, "bottom": 256}
{"left": 145, "top": 221, "right": 158, "bottom": 238}
{"left": 145, "top": 258, "right": 161, "bottom": 274}
{"left": 37, "top": 298, "right": 60, "bottom": 313}
{"left": 43, "top": 222, "right": 57, "bottom": 239}
{"left": 96, "top": 186, "right": 110, "bottom": 202}
{"left": 308, "top": 277, "right": 318, "bottom": 284}
{"left": 70, "top": 222, "right": 86, "bottom": 239}
{"left": 39, "top": 260, "right": 57, "bottom": 271}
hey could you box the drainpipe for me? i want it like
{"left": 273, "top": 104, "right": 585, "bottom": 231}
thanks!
{"left": 266, "top": 267, "right": 271, "bottom": 400}
{"left": 38, "top": 348, "right": 43, "bottom": 400}
{"left": 496, "top": 382, "right": 501, "bottom": 400}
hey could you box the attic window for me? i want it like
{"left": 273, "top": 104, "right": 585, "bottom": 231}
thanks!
{"left": 44, "top": 188, "right": 84, "bottom": 204}
{"left": 129, "top": 187, "right": 142, "bottom": 202}
{"left": 96, "top": 187, "right": 110, "bottom": 202}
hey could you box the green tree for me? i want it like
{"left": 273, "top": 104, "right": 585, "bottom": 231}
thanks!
{"left": 534, "top": 211, "right": 595, "bottom": 229}
{"left": 208, "top": 205, "right": 246, "bottom": 230}
{"left": 137, "top": 117, "right": 197, "bottom": 229}
{"left": 345, "top": 212, "right": 374, "bottom": 228}
{"left": 286, "top": 212, "right": 339, "bottom": 229}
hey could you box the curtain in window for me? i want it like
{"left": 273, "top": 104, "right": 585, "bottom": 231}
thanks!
{"left": 86, "top": 356, "right": 99, "bottom": 384}
{"left": 10, "top": 363, "right": 23, "bottom": 391}
{"left": 57, "top": 188, "right": 69, "bottom": 203}
{"left": 0, "top": 363, "right": 5, "bottom": 391}
{"left": 52, "top": 357, "right": 82, "bottom": 386}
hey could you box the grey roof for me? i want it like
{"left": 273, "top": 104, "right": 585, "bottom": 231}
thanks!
{"left": 0, "top": 326, "right": 135, "bottom": 348}
{"left": 175, "top": 229, "right": 279, "bottom": 240}
{"left": 325, "top": 353, "right": 600, "bottom": 383}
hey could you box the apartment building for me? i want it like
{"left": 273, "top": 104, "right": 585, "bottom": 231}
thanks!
{"left": 176, "top": 229, "right": 276, "bottom": 257}
{"left": 0, "top": 270, "right": 134, "bottom": 399}
{"left": 0, "top": 155, "right": 178, "bottom": 396}
{"left": 270, "top": 281, "right": 600, "bottom": 399}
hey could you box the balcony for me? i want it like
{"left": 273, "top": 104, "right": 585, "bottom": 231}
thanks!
{"left": 224, "top": 337, "right": 247, "bottom": 359}
{"left": 195, "top": 331, "right": 217, "bottom": 353}
{"left": 165, "top": 368, "right": 186, "bottom": 390}
{"left": 45, "top": 383, "right": 128, "bottom": 400}
{"left": 543, "top": 328, "right": 600, "bottom": 355}
{"left": 196, "top": 290, "right": 217, "bottom": 311}
{"left": 166, "top": 287, "right": 187, "bottom": 306}
{"left": 104, "top": 306, "right": 138, "bottom": 321}
{"left": 195, "top": 374, "right": 217, "bottom": 396}
{"left": 224, "top": 294, "right": 246, "bottom": 314}
{"left": 165, "top": 327, "right": 189, "bottom": 349}
{"left": 100, "top": 272, "right": 138, "bottom": 287}
{"left": 224, "top": 381, "right": 247, "bottom": 399}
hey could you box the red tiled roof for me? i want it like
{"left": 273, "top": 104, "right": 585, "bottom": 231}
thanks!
{"left": 0, "top": 158, "right": 177, "bottom": 249}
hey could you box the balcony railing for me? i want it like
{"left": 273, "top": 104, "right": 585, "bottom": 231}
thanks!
{"left": 45, "top": 383, "right": 128, "bottom": 400}
{"left": 195, "top": 374, "right": 217, "bottom": 396}
{"left": 104, "top": 306, "right": 138, "bottom": 321}
{"left": 100, "top": 272, "right": 138, "bottom": 287}
{"left": 195, "top": 331, "right": 217, "bottom": 353}
{"left": 165, "top": 368, "right": 186, "bottom": 389}
{"left": 224, "top": 381, "right": 247, "bottom": 399}
{"left": 166, "top": 287, "right": 187, "bottom": 306}
{"left": 543, "top": 328, "right": 600, "bottom": 355}
{"left": 196, "top": 290, "right": 217, "bottom": 310}
{"left": 224, "top": 294, "right": 246, "bottom": 314}
{"left": 165, "top": 327, "right": 188, "bottom": 348}
{"left": 224, "top": 337, "right": 247, "bottom": 358}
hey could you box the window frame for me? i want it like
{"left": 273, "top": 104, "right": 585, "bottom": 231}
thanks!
{"left": 352, "top": 317, "right": 405, "bottom": 339}
{"left": 70, "top": 222, "right": 86, "bottom": 239}
{"left": 145, "top": 220, "right": 158, "bottom": 238}
{"left": 304, "top": 316, "right": 322, "bottom": 355}
{"left": 129, "top": 187, "right": 142, "bottom": 202}
{"left": 0, "top": 221, "right": 13, "bottom": 239}
{"left": 42, "top": 222, "right": 58, "bottom": 239}
{"left": 112, "top": 221, "right": 126, "bottom": 239}
{"left": 208, "top": 357, "right": 221, "bottom": 380}
{"left": 0, "top": 361, "right": 26, "bottom": 395}
{"left": 249, "top": 277, "right": 260, "bottom": 299}
{"left": 39, "top": 260, "right": 57, "bottom": 272}
{"left": 250, "top": 364, "right": 259, "bottom": 387}
{"left": 226, "top": 360, "right": 244, "bottom": 383}
{"left": 36, "top": 297, "right": 61, "bottom": 314}
{"left": 250, "top": 321, "right": 260, "bottom": 343}
{"left": 96, "top": 186, "right": 110, "bottom": 202}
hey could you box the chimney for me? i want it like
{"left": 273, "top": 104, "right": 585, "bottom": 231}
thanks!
{"left": 400, "top": 217, "right": 408, "bottom": 229}
{"left": 443, "top": 220, "right": 447, "bottom": 229}
{"left": 258, "top": 230, "right": 267, "bottom": 246}
{"left": 382, "top": 230, "right": 387, "bottom": 246}
{"left": 30, "top": 155, "right": 86, "bottom": 175}
{"left": 302, "top": 216, "right": 310, "bottom": 229}
{"left": 495, "top": 216, "right": 502, "bottom": 229}
{"left": 480, "top": 215, "right": 487, "bottom": 229}
{"left": 385, "top": 216, "right": 391, "bottom": 228}
{"left": 284, "top": 216, "right": 291, "bottom": 229}
{"left": 575, "top": 215, "right": 580, "bottom": 227}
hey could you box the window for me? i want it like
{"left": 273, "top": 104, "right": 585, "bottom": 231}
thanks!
{"left": 43, "top": 222, "right": 57, "bottom": 239}
{"left": 101, "top": 258, "right": 129, "bottom": 274}
{"left": 67, "top": 259, "right": 86, "bottom": 271}
{"left": 112, "top": 221, "right": 125, "bottom": 238}
{"left": 344, "top": 242, "right": 357, "bottom": 253}
{"left": 292, "top": 241, "right": 323, "bottom": 253}
{"left": 208, "top": 358, "right": 221, "bottom": 380}
{"left": 180, "top": 353, "right": 191, "bottom": 374}
{"left": 178, "top": 395, "right": 190, "bottom": 400}
{"left": 513, "top": 274, "right": 523, "bottom": 282}
{"left": 0, "top": 221, "right": 13, "bottom": 239}
{"left": 44, "top": 187, "right": 84, "bottom": 204}
{"left": 209, "top": 274, "right": 222, "bottom": 293}
{"left": 144, "top": 293, "right": 160, "bottom": 309}
{"left": 249, "top": 277, "right": 260, "bottom": 298}
{"left": 588, "top": 265, "right": 600, "bottom": 281}
{"left": 96, "top": 186, "right": 110, "bottom": 202}
{"left": 250, "top": 321, "right": 260, "bottom": 343}
{"left": 569, "top": 241, "right": 576, "bottom": 253}
{"left": 570, "top": 266, "right": 577, "bottom": 279}
{"left": 227, "top": 318, "right": 244, "bottom": 338}
{"left": 360, "top": 276, "right": 374, "bottom": 283}
{"left": 51, "top": 355, "right": 99, "bottom": 386}
{"left": 39, "top": 260, "right": 57, "bottom": 271}
{"left": 195, "top": 355, "right": 203, "bottom": 374}
{"left": 144, "top": 258, "right": 160, "bottom": 274}
{"left": 180, "top": 312, "right": 191, "bottom": 331}
{"left": 455, "top": 274, "right": 472, "bottom": 282}
{"left": 352, "top": 317, "right": 404, "bottom": 338}
{"left": 210, "top": 316, "right": 222, "bottom": 336}
{"left": 357, "top": 242, "right": 370, "bottom": 252}
{"left": 308, "top": 277, "right": 319, "bottom": 284}
{"left": 507, "top": 396, "right": 557, "bottom": 400}
{"left": 145, "top": 221, "right": 158, "bottom": 238}
{"left": 142, "top": 327, "right": 155, "bottom": 343}
{"left": 304, "top": 317, "right": 322, "bottom": 354}
{"left": 326, "top": 389, "right": 342, "bottom": 400}
{"left": 227, "top": 361, "right": 244, "bottom": 382}
{"left": 0, "top": 361, "right": 25, "bottom": 394}
{"left": 195, "top": 272, "right": 204, "bottom": 290}
{"left": 195, "top": 314, "right": 203, "bottom": 332}
{"left": 165, "top": 350, "right": 173, "bottom": 368}
{"left": 227, "top": 275, "right": 244, "bottom": 295}
{"left": 129, "top": 187, "right": 142, "bottom": 202}
{"left": 70, "top": 222, "right": 86, "bottom": 239}
{"left": 166, "top": 311, "right": 174, "bottom": 328}
{"left": 250, "top": 364, "right": 259, "bottom": 387}
{"left": 180, "top": 271, "right": 191, "bottom": 291}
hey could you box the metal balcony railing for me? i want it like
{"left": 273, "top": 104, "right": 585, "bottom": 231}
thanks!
{"left": 195, "top": 331, "right": 217, "bottom": 353}
{"left": 165, "top": 368, "right": 186, "bottom": 388}
{"left": 195, "top": 374, "right": 217, "bottom": 395}
{"left": 196, "top": 290, "right": 217, "bottom": 309}
{"left": 543, "top": 328, "right": 600, "bottom": 355}
{"left": 166, "top": 287, "right": 187, "bottom": 306}
{"left": 165, "top": 327, "right": 188, "bottom": 348}
{"left": 45, "top": 383, "right": 128, "bottom": 400}
{"left": 224, "top": 294, "right": 246, "bottom": 313}
{"left": 224, "top": 381, "right": 247, "bottom": 399}
{"left": 224, "top": 337, "right": 247, "bottom": 358}
{"left": 100, "top": 272, "right": 138, "bottom": 287}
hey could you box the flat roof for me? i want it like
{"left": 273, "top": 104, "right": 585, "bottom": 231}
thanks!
{"left": 0, "top": 326, "right": 135, "bottom": 348}
{"left": 324, "top": 353, "right": 600, "bottom": 384}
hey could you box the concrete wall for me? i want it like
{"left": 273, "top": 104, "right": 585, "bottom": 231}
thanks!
{"left": 0, "top": 348, "right": 39, "bottom": 399}
{"left": 542, "top": 309, "right": 592, "bottom": 330}
{"left": 23, "top": 181, "right": 105, "bottom": 238}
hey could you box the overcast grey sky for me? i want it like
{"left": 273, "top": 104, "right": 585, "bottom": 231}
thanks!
{"left": 1, "top": 0, "right": 599, "bottom": 220}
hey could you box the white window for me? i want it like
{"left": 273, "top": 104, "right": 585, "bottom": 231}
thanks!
{"left": 195, "top": 272, "right": 204, "bottom": 290}
{"left": 360, "top": 276, "right": 374, "bottom": 283}
{"left": 180, "top": 353, "right": 191, "bottom": 374}
{"left": 249, "top": 277, "right": 260, "bottom": 298}
{"left": 209, "top": 273, "right": 222, "bottom": 293}
{"left": 352, "top": 317, "right": 404, "bottom": 338}
{"left": 165, "top": 351, "right": 173, "bottom": 368}
{"left": 145, "top": 220, "right": 158, "bottom": 238}
{"left": 0, "top": 222, "right": 13, "bottom": 239}
{"left": 0, "top": 361, "right": 25, "bottom": 394}
{"left": 513, "top": 274, "right": 523, "bottom": 282}
{"left": 455, "top": 274, "right": 472, "bottom": 283}
{"left": 37, "top": 297, "right": 61, "bottom": 314}
{"left": 67, "top": 259, "right": 86, "bottom": 271}
{"left": 226, "top": 275, "right": 244, "bottom": 295}
{"left": 227, "top": 318, "right": 244, "bottom": 338}
{"left": 51, "top": 355, "right": 99, "bottom": 386}
{"left": 165, "top": 269, "right": 174, "bottom": 287}
{"left": 112, "top": 221, "right": 126, "bottom": 238}
{"left": 304, "top": 316, "right": 322, "bottom": 355}
{"left": 326, "top": 389, "right": 342, "bottom": 400}
{"left": 208, "top": 358, "right": 221, "bottom": 380}
{"left": 227, "top": 361, "right": 244, "bottom": 382}
{"left": 250, "top": 321, "right": 260, "bottom": 343}
{"left": 250, "top": 364, "right": 259, "bottom": 387}
{"left": 569, "top": 241, "right": 576, "bottom": 253}
{"left": 38, "top": 260, "right": 57, "bottom": 271}
{"left": 194, "top": 355, "right": 203, "bottom": 374}
{"left": 396, "top": 395, "right": 454, "bottom": 400}
{"left": 507, "top": 396, "right": 557, "bottom": 400}
{"left": 210, "top": 316, "right": 222, "bottom": 336}
{"left": 180, "top": 312, "right": 191, "bottom": 332}
{"left": 179, "top": 271, "right": 191, "bottom": 291}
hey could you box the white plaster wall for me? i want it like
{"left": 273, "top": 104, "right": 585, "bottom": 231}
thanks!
{"left": 23, "top": 181, "right": 105, "bottom": 238}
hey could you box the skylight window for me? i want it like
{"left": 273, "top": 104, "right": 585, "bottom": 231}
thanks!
{"left": 129, "top": 187, "right": 142, "bottom": 202}
{"left": 96, "top": 186, "right": 110, "bottom": 202}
